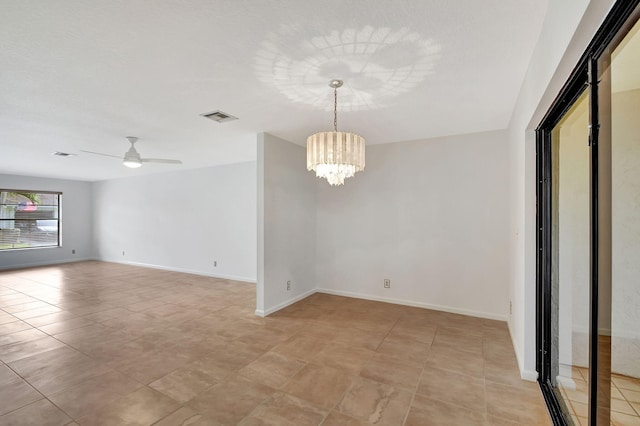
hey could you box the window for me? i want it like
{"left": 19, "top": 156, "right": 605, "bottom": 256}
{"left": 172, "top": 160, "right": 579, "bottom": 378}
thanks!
{"left": 0, "top": 190, "right": 61, "bottom": 250}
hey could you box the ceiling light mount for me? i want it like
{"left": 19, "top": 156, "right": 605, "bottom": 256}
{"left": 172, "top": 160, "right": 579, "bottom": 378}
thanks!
{"left": 123, "top": 137, "right": 142, "bottom": 168}
{"left": 306, "top": 79, "right": 365, "bottom": 186}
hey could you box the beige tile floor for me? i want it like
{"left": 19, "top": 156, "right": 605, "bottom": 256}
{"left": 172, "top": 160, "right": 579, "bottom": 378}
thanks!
{"left": 559, "top": 366, "right": 640, "bottom": 426}
{"left": 0, "top": 261, "right": 551, "bottom": 425}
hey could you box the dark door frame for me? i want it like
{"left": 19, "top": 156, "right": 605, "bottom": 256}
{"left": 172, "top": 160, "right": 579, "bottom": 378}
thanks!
{"left": 535, "top": 1, "right": 640, "bottom": 424}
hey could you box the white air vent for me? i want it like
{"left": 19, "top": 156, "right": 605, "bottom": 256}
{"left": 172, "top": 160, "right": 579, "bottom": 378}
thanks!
{"left": 201, "top": 110, "right": 238, "bottom": 123}
{"left": 50, "top": 152, "right": 75, "bottom": 157}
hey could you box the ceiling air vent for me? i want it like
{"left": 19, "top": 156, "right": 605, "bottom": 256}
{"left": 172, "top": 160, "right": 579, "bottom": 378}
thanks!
{"left": 50, "top": 152, "right": 75, "bottom": 157}
{"left": 201, "top": 110, "right": 238, "bottom": 123}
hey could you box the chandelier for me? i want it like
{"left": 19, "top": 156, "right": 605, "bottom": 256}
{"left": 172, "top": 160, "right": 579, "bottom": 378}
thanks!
{"left": 306, "top": 79, "right": 365, "bottom": 186}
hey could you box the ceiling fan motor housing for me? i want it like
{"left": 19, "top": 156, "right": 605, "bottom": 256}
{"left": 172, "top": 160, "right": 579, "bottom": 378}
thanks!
{"left": 123, "top": 145, "right": 142, "bottom": 168}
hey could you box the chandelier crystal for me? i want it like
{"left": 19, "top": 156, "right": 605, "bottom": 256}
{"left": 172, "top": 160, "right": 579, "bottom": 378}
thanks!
{"left": 307, "top": 80, "right": 365, "bottom": 186}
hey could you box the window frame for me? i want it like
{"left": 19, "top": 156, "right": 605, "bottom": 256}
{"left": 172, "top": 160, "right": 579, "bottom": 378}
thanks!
{"left": 0, "top": 189, "right": 62, "bottom": 251}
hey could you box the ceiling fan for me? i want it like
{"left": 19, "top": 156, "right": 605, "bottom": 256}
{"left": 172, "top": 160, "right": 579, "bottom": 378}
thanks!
{"left": 81, "top": 137, "right": 182, "bottom": 168}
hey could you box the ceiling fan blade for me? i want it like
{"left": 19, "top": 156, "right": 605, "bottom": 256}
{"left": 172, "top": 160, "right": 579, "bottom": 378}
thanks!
{"left": 80, "top": 150, "right": 122, "bottom": 159}
{"left": 141, "top": 158, "right": 182, "bottom": 164}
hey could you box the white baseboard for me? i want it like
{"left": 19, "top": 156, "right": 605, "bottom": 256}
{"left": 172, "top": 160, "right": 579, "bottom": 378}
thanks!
{"left": 522, "top": 369, "right": 539, "bottom": 382}
{"left": 316, "top": 288, "right": 507, "bottom": 321}
{"left": 556, "top": 375, "right": 577, "bottom": 390}
{"left": 572, "top": 326, "right": 613, "bottom": 337}
{"left": 0, "top": 257, "right": 93, "bottom": 271}
{"left": 101, "top": 258, "right": 256, "bottom": 283}
{"left": 255, "top": 288, "right": 316, "bottom": 317}
{"left": 599, "top": 327, "right": 612, "bottom": 337}
{"left": 573, "top": 327, "right": 640, "bottom": 343}
{"left": 507, "top": 319, "right": 538, "bottom": 382}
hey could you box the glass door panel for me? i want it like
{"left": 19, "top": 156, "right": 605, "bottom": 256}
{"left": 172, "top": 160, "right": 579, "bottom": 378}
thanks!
{"left": 550, "top": 90, "right": 591, "bottom": 425}
{"left": 608, "top": 16, "right": 640, "bottom": 426}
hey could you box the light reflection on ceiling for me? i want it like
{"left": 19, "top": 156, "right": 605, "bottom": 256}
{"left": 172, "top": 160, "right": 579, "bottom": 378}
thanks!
{"left": 255, "top": 26, "right": 441, "bottom": 111}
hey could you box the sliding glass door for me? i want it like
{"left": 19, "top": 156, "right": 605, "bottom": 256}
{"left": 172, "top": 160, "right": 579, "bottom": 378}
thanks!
{"left": 536, "top": 2, "right": 640, "bottom": 425}
{"left": 601, "top": 16, "right": 640, "bottom": 425}
{"left": 549, "top": 89, "right": 592, "bottom": 423}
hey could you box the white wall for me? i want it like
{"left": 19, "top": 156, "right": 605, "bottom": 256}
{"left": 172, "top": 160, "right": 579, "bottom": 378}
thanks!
{"left": 256, "top": 133, "right": 317, "bottom": 316}
{"left": 92, "top": 162, "right": 256, "bottom": 282}
{"left": 0, "top": 174, "right": 93, "bottom": 269}
{"left": 507, "top": 0, "right": 616, "bottom": 380}
{"left": 316, "top": 130, "right": 510, "bottom": 320}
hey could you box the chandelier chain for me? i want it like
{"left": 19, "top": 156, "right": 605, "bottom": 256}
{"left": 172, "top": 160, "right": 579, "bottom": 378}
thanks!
{"left": 333, "top": 87, "right": 338, "bottom": 132}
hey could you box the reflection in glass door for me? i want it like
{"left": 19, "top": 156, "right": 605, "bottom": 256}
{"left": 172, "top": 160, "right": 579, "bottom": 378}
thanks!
{"left": 549, "top": 90, "right": 591, "bottom": 425}
{"left": 603, "top": 16, "right": 640, "bottom": 426}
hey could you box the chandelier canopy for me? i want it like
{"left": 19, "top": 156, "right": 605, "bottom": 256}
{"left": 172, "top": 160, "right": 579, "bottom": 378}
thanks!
{"left": 306, "top": 80, "right": 365, "bottom": 186}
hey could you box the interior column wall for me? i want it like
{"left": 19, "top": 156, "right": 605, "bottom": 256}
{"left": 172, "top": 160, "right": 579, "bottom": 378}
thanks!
{"left": 256, "top": 133, "right": 317, "bottom": 316}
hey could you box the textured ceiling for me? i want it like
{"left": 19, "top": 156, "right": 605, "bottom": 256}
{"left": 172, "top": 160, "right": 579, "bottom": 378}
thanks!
{"left": 0, "top": 0, "right": 548, "bottom": 181}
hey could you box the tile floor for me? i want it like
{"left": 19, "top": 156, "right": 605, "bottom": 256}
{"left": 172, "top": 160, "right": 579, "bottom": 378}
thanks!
{"left": 0, "top": 261, "right": 551, "bottom": 425}
{"left": 559, "top": 366, "right": 640, "bottom": 425}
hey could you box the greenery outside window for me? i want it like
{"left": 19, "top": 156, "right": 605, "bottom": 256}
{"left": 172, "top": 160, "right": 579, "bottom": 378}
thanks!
{"left": 0, "top": 190, "right": 61, "bottom": 250}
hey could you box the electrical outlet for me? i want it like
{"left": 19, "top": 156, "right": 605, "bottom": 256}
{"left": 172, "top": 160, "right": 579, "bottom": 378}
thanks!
{"left": 286, "top": 280, "right": 291, "bottom": 291}
{"left": 214, "top": 260, "right": 217, "bottom": 267}
{"left": 510, "top": 301, "right": 512, "bottom": 315}
{"left": 122, "top": 251, "right": 125, "bottom": 256}
{"left": 71, "top": 249, "right": 76, "bottom": 254}
{"left": 384, "top": 279, "right": 391, "bottom": 288}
